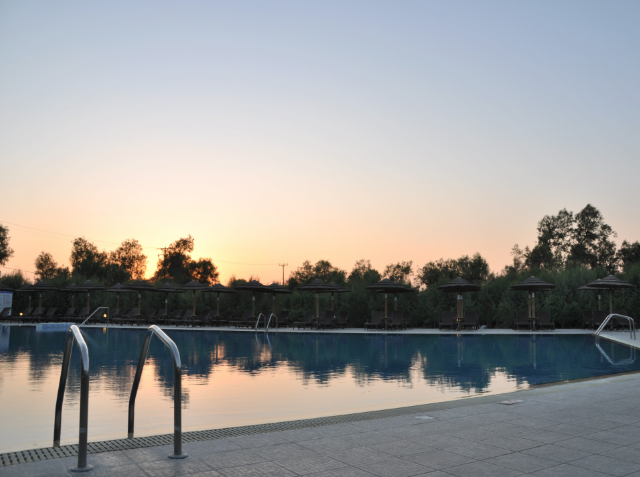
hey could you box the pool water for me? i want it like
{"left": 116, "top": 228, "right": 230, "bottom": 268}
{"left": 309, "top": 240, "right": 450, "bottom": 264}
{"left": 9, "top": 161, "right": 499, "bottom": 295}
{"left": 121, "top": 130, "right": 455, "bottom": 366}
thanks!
{"left": 0, "top": 326, "right": 637, "bottom": 452}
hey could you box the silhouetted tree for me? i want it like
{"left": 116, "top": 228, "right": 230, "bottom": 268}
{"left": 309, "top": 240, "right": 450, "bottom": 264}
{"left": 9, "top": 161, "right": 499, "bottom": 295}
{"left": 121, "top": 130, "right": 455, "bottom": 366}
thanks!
{"left": 617, "top": 241, "right": 640, "bottom": 271}
{"left": 288, "top": 260, "right": 346, "bottom": 288}
{"left": 417, "top": 253, "right": 491, "bottom": 288}
{"left": 382, "top": 261, "right": 413, "bottom": 285}
{"left": 153, "top": 235, "right": 219, "bottom": 285}
{"left": 347, "top": 259, "right": 381, "bottom": 287}
{"left": 35, "top": 252, "right": 69, "bottom": 280}
{"left": 0, "top": 224, "right": 14, "bottom": 267}
{"left": 110, "top": 239, "right": 147, "bottom": 280}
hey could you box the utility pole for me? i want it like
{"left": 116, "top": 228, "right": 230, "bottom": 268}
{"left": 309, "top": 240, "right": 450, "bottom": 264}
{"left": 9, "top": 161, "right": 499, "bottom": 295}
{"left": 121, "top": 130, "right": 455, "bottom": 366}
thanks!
{"left": 278, "top": 263, "right": 288, "bottom": 286}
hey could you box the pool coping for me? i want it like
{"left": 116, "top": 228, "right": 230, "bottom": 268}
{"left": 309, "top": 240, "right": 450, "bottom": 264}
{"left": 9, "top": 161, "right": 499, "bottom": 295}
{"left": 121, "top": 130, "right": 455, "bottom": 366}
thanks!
{"left": 3, "top": 365, "right": 640, "bottom": 467}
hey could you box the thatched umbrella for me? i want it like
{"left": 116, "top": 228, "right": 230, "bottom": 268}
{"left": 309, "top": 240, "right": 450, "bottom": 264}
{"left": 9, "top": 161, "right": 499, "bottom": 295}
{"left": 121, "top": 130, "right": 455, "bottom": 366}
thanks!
{"left": 203, "top": 283, "right": 236, "bottom": 317}
{"left": 437, "top": 277, "right": 481, "bottom": 331}
{"left": 105, "top": 283, "right": 134, "bottom": 315}
{"left": 233, "top": 280, "right": 272, "bottom": 317}
{"left": 76, "top": 280, "right": 106, "bottom": 312}
{"left": 298, "top": 279, "right": 339, "bottom": 319}
{"left": 178, "top": 280, "right": 212, "bottom": 314}
{"left": 125, "top": 280, "right": 157, "bottom": 314}
{"left": 367, "top": 278, "right": 416, "bottom": 319}
{"left": 510, "top": 276, "right": 556, "bottom": 321}
{"left": 586, "top": 275, "right": 635, "bottom": 314}
{"left": 16, "top": 280, "right": 58, "bottom": 310}
{"left": 328, "top": 282, "right": 351, "bottom": 311}
{"left": 266, "top": 283, "right": 292, "bottom": 314}
{"left": 59, "top": 283, "right": 81, "bottom": 310}
{"left": 578, "top": 284, "right": 607, "bottom": 311}
{"left": 155, "top": 283, "right": 186, "bottom": 315}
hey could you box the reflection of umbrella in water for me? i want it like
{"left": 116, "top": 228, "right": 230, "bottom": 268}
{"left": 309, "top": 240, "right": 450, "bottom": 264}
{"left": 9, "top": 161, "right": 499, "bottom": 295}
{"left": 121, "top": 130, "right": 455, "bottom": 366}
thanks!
{"left": 437, "top": 277, "right": 481, "bottom": 331}
{"left": 178, "top": 280, "right": 212, "bottom": 314}
{"left": 298, "top": 279, "right": 338, "bottom": 319}
{"left": 16, "top": 280, "right": 58, "bottom": 310}
{"left": 585, "top": 275, "right": 635, "bottom": 314}
{"left": 125, "top": 280, "right": 157, "bottom": 314}
{"left": 155, "top": 283, "right": 185, "bottom": 315}
{"left": 510, "top": 276, "right": 556, "bottom": 320}
{"left": 77, "top": 280, "right": 106, "bottom": 312}
{"left": 328, "top": 282, "right": 351, "bottom": 311}
{"left": 204, "top": 283, "right": 236, "bottom": 317}
{"left": 105, "top": 283, "right": 134, "bottom": 315}
{"left": 578, "top": 284, "right": 607, "bottom": 311}
{"left": 266, "top": 283, "right": 292, "bottom": 314}
{"left": 366, "top": 279, "right": 416, "bottom": 319}
{"left": 233, "top": 280, "right": 271, "bottom": 317}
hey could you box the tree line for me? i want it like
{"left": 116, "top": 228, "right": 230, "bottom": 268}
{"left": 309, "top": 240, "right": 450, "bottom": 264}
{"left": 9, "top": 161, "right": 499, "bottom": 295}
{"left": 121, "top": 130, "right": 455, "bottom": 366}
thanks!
{"left": 1, "top": 204, "right": 640, "bottom": 327}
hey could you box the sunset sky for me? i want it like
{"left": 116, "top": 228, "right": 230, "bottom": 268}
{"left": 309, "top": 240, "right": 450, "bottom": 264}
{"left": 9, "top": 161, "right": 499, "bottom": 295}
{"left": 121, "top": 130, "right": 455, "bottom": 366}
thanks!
{"left": 1, "top": 1, "right": 639, "bottom": 284}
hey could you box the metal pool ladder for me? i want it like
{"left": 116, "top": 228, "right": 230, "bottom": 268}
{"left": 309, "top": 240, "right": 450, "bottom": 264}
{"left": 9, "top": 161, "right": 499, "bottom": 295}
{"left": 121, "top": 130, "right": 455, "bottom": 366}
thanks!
{"left": 254, "top": 312, "right": 278, "bottom": 331}
{"left": 595, "top": 314, "right": 636, "bottom": 340}
{"left": 53, "top": 325, "right": 92, "bottom": 472}
{"left": 128, "top": 325, "right": 187, "bottom": 459}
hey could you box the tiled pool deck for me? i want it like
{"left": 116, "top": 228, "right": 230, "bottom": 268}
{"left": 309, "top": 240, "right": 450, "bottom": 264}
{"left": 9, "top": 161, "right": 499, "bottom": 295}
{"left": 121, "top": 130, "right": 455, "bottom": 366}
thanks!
{"left": 3, "top": 328, "right": 640, "bottom": 476}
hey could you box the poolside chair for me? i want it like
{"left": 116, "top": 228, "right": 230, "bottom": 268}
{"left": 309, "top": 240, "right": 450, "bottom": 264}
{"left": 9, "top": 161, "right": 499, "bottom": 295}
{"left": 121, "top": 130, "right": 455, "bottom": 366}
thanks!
{"left": 592, "top": 310, "right": 610, "bottom": 331}
{"left": 41, "top": 308, "right": 57, "bottom": 322}
{"left": 276, "top": 310, "right": 290, "bottom": 328}
{"left": 153, "top": 309, "right": 168, "bottom": 325}
{"left": 582, "top": 310, "right": 593, "bottom": 329}
{"left": 166, "top": 310, "right": 184, "bottom": 326}
{"left": 317, "top": 310, "right": 335, "bottom": 329}
{"left": 192, "top": 309, "right": 212, "bottom": 327}
{"left": 212, "top": 310, "right": 233, "bottom": 327}
{"left": 336, "top": 310, "right": 349, "bottom": 329}
{"left": 114, "top": 308, "right": 139, "bottom": 325}
{"left": 19, "top": 307, "right": 33, "bottom": 320}
{"left": 439, "top": 311, "right": 456, "bottom": 331}
{"left": 388, "top": 310, "right": 405, "bottom": 330}
{"left": 136, "top": 309, "right": 157, "bottom": 326}
{"left": 402, "top": 311, "right": 413, "bottom": 329}
{"left": 293, "top": 311, "right": 316, "bottom": 329}
{"left": 613, "top": 311, "right": 631, "bottom": 331}
{"left": 364, "top": 311, "right": 385, "bottom": 330}
{"left": 462, "top": 311, "right": 478, "bottom": 330}
{"left": 513, "top": 310, "right": 530, "bottom": 331}
{"left": 537, "top": 311, "right": 555, "bottom": 330}
{"left": 230, "top": 310, "right": 254, "bottom": 328}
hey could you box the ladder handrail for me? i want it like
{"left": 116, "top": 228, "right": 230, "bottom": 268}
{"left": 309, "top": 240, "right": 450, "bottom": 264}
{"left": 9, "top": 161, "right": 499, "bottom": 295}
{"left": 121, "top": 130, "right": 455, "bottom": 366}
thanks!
{"left": 53, "top": 325, "right": 92, "bottom": 472}
{"left": 265, "top": 312, "right": 277, "bottom": 332}
{"left": 80, "top": 307, "right": 109, "bottom": 326}
{"left": 595, "top": 314, "right": 636, "bottom": 340}
{"left": 128, "top": 325, "right": 187, "bottom": 459}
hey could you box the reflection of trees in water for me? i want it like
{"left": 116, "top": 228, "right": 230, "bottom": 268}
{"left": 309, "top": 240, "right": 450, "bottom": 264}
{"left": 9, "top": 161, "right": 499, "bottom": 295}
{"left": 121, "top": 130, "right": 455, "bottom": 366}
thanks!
{"left": 3, "top": 328, "right": 640, "bottom": 405}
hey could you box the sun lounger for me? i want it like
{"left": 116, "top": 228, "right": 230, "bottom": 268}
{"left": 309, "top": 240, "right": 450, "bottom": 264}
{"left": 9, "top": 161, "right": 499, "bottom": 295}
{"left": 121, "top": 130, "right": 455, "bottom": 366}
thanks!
{"left": 613, "top": 310, "right": 631, "bottom": 331}
{"left": 582, "top": 310, "right": 593, "bottom": 329}
{"left": 229, "top": 310, "right": 254, "bottom": 328}
{"left": 42, "top": 308, "right": 57, "bottom": 322}
{"left": 212, "top": 310, "right": 233, "bottom": 327}
{"left": 153, "top": 309, "right": 168, "bottom": 325}
{"left": 316, "top": 310, "right": 335, "bottom": 329}
{"left": 537, "top": 311, "right": 555, "bottom": 330}
{"left": 513, "top": 310, "right": 530, "bottom": 331}
{"left": 592, "top": 310, "right": 610, "bottom": 330}
{"left": 114, "top": 308, "right": 138, "bottom": 325}
{"left": 165, "top": 310, "right": 184, "bottom": 326}
{"left": 136, "top": 309, "right": 157, "bottom": 326}
{"left": 293, "top": 311, "right": 316, "bottom": 329}
{"left": 462, "top": 311, "right": 478, "bottom": 330}
{"left": 336, "top": 310, "right": 349, "bottom": 329}
{"left": 439, "top": 311, "right": 456, "bottom": 330}
{"left": 387, "top": 310, "right": 405, "bottom": 330}
{"left": 191, "top": 309, "right": 212, "bottom": 327}
{"left": 0, "top": 307, "right": 11, "bottom": 321}
{"left": 364, "top": 311, "right": 385, "bottom": 330}
{"left": 275, "top": 310, "right": 289, "bottom": 328}
{"left": 402, "top": 311, "right": 412, "bottom": 329}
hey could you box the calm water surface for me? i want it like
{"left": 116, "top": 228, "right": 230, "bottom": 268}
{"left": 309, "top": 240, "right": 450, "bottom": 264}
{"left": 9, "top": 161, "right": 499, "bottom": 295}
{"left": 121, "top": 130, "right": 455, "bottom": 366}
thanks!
{"left": 0, "top": 325, "right": 637, "bottom": 452}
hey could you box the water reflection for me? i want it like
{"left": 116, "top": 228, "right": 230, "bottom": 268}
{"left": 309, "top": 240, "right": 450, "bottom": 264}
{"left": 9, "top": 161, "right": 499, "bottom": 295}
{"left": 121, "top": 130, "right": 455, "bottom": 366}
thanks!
{"left": 0, "top": 326, "right": 639, "bottom": 451}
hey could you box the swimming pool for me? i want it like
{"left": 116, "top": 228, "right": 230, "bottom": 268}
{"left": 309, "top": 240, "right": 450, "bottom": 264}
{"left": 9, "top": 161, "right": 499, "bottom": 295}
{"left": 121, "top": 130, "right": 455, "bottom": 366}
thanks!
{"left": 0, "top": 325, "right": 637, "bottom": 452}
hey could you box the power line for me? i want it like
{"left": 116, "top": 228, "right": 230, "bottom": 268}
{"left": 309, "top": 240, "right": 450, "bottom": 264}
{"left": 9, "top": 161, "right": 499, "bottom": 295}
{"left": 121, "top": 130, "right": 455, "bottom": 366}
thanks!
{"left": 1, "top": 266, "right": 36, "bottom": 275}
{"left": 0, "top": 219, "right": 282, "bottom": 267}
